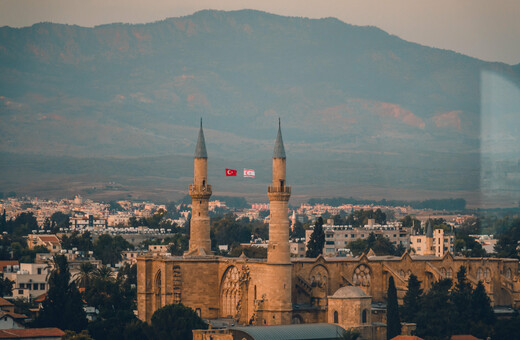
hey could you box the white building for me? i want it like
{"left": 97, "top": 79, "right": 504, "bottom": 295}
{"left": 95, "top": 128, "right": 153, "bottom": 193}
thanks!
{"left": 3, "top": 263, "right": 49, "bottom": 300}
{"left": 306, "top": 221, "right": 411, "bottom": 257}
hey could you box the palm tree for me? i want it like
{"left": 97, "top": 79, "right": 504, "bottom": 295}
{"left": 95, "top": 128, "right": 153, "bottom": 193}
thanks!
{"left": 93, "top": 265, "right": 113, "bottom": 282}
{"left": 74, "top": 262, "right": 95, "bottom": 289}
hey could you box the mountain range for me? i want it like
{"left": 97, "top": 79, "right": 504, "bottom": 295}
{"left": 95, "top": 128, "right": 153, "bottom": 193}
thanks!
{"left": 1, "top": 10, "right": 519, "bottom": 206}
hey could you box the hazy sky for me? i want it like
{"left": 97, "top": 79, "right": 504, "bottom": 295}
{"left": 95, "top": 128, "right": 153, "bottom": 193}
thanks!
{"left": 1, "top": 0, "right": 519, "bottom": 65}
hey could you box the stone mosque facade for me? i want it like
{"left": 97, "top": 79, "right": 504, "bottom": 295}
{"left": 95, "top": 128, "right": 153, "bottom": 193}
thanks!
{"left": 137, "top": 122, "right": 520, "bottom": 330}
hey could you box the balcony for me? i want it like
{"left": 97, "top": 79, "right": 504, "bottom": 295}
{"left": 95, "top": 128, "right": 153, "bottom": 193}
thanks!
{"left": 189, "top": 184, "right": 212, "bottom": 193}
{"left": 267, "top": 186, "right": 291, "bottom": 194}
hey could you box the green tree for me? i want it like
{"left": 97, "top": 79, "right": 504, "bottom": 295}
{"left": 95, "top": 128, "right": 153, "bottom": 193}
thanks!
{"left": 37, "top": 255, "right": 87, "bottom": 331}
{"left": 0, "top": 277, "right": 13, "bottom": 296}
{"left": 50, "top": 211, "right": 70, "bottom": 232}
{"left": 347, "top": 239, "right": 369, "bottom": 256}
{"left": 62, "top": 330, "right": 94, "bottom": 340}
{"left": 469, "top": 281, "right": 495, "bottom": 338}
{"left": 93, "top": 234, "right": 133, "bottom": 265}
{"left": 415, "top": 278, "right": 456, "bottom": 340}
{"left": 401, "top": 274, "right": 423, "bottom": 323}
{"left": 290, "top": 220, "right": 306, "bottom": 239}
{"left": 74, "top": 262, "right": 95, "bottom": 289}
{"left": 150, "top": 303, "right": 208, "bottom": 340}
{"left": 400, "top": 215, "right": 421, "bottom": 233}
{"left": 386, "top": 276, "right": 401, "bottom": 339}
{"left": 452, "top": 266, "right": 473, "bottom": 334}
{"left": 306, "top": 217, "right": 324, "bottom": 258}
{"left": 228, "top": 245, "right": 267, "bottom": 258}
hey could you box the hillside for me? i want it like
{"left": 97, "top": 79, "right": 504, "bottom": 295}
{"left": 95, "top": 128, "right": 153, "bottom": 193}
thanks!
{"left": 0, "top": 10, "right": 519, "bottom": 204}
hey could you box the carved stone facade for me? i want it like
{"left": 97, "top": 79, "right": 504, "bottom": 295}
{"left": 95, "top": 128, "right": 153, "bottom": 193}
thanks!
{"left": 137, "top": 252, "right": 520, "bottom": 324}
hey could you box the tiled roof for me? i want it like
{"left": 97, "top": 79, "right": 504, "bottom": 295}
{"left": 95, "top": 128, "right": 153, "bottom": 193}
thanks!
{"left": 0, "top": 328, "right": 65, "bottom": 338}
{"left": 0, "top": 310, "right": 27, "bottom": 319}
{"left": 0, "top": 297, "right": 14, "bottom": 307}
{"left": 451, "top": 336, "right": 482, "bottom": 340}
{"left": 0, "top": 261, "right": 19, "bottom": 272}
{"left": 37, "top": 235, "right": 60, "bottom": 244}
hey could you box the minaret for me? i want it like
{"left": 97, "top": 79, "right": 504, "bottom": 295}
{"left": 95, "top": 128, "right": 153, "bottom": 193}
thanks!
{"left": 187, "top": 119, "right": 212, "bottom": 255}
{"left": 264, "top": 119, "right": 292, "bottom": 324}
{"left": 268, "top": 118, "right": 291, "bottom": 264}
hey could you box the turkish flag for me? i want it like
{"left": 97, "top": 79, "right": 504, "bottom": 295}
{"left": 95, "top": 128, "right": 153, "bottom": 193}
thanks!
{"left": 225, "top": 169, "right": 237, "bottom": 176}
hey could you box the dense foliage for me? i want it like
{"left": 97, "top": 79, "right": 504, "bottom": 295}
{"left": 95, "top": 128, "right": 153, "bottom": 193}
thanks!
{"left": 36, "top": 255, "right": 87, "bottom": 332}
{"left": 386, "top": 276, "right": 401, "bottom": 339}
{"left": 93, "top": 234, "right": 133, "bottom": 265}
{"left": 412, "top": 266, "right": 496, "bottom": 340}
{"left": 306, "top": 217, "right": 325, "bottom": 258}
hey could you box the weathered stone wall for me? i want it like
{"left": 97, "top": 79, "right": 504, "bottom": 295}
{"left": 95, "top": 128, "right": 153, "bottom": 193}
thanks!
{"left": 138, "top": 252, "right": 520, "bottom": 324}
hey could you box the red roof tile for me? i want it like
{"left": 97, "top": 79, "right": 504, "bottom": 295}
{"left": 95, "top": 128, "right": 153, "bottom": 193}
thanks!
{"left": 0, "top": 261, "right": 19, "bottom": 272}
{"left": 0, "top": 310, "right": 27, "bottom": 319}
{"left": 451, "top": 336, "right": 482, "bottom": 340}
{"left": 0, "top": 297, "right": 14, "bottom": 307}
{"left": 0, "top": 328, "right": 65, "bottom": 338}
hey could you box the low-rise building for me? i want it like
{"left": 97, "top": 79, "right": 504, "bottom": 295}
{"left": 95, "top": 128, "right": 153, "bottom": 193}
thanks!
{"left": 289, "top": 240, "right": 306, "bottom": 258}
{"left": 410, "top": 221, "right": 454, "bottom": 257}
{"left": 3, "top": 263, "right": 49, "bottom": 300}
{"left": 26, "top": 234, "right": 61, "bottom": 253}
{"left": 306, "top": 221, "right": 411, "bottom": 257}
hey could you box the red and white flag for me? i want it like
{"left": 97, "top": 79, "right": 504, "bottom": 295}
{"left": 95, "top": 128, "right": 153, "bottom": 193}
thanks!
{"left": 225, "top": 169, "right": 237, "bottom": 176}
{"left": 243, "top": 169, "right": 255, "bottom": 178}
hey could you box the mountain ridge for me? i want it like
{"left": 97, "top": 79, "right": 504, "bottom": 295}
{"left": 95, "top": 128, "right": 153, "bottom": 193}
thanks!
{"left": 0, "top": 9, "right": 519, "bottom": 203}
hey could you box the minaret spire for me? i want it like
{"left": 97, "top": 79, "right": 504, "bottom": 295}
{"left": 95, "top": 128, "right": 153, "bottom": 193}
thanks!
{"left": 273, "top": 118, "right": 286, "bottom": 159}
{"left": 194, "top": 118, "right": 207, "bottom": 159}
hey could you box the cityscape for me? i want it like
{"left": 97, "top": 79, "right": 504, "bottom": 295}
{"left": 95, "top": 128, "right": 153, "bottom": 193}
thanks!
{"left": 1, "top": 1, "right": 520, "bottom": 340}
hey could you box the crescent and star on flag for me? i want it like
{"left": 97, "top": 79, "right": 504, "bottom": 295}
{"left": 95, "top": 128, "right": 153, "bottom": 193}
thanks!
{"left": 225, "top": 168, "right": 255, "bottom": 178}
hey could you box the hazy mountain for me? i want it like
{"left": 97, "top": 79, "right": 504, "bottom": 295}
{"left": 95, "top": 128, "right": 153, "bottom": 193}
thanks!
{"left": 1, "top": 10, "right": 519, "bottom": 204}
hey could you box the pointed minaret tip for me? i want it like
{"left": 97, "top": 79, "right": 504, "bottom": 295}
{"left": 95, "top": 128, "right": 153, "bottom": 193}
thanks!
{"left": 194, "top": 118, "right": 208, "bottom": 158}
{"left": 273, "top": 118, "right": 286, "bottom": 159}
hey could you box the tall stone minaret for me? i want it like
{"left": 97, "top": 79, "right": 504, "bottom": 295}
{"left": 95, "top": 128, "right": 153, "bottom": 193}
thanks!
{"left": 264, "top": 119, "right": 292, "bottom": 324}
{"left": 187, "top": 119, "right": 212, "bottom": 255}
{"left": 268, "top": 118, "right": 291, "bottom": 264}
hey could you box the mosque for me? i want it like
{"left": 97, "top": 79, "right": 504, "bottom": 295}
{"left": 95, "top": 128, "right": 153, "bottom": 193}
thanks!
{"left": 137, "top": 122, "right": 520, "bottom": 333}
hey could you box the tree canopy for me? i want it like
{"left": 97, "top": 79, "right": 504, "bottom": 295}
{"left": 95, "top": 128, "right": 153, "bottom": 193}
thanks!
{"left": 306, "top": 217, "right": 325, "bottom": 258}
{"left": 37, "top": 255, "right": 87, "bottom": 332}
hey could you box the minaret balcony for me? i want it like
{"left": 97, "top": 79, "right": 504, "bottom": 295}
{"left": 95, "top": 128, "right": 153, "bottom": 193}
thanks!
{"left": 267, "top": 186, "right": 291, "bottom": 202}
{"left": 189, "top": 184, "right": 212, "bottom": 199}
{"left": 268, "top": 186, "right": 291, "bottom": 194}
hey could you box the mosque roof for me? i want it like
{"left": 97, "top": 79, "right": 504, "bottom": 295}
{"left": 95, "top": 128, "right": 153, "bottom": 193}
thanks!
{"left": 194, "top": 119, "right": 208, "bottom": 158}
{"left": 273, "top": 119, "right": 286, "bottom": 159}
{"left": 231, "top": 323, "right": 346, "bottom": 340}
{"left": 330, "top": 286, "right": 369, "bottom": 298}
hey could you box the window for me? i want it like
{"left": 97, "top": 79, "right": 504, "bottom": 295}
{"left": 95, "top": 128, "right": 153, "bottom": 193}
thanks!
{"left": 18, "top": 290, "right": 23, "bottom": 295}
{"left": 417, "top": 239, "right": 422, "bottom": 243}
{"left": 33, "top": 283, "right": 38, "bottom": 290}
{"left": 37, "top": 268, "right": 42, "bottom": 275}
{"left": 40, "top": 283, "right": 45, "bottom": 290}
{"left": 19, "top": 283, "right": 24, "bottom": 289}
{"left": 334, "top": 311, "right": 339, "bottom": 323}
{"left": 362, "top": 309, "right": 368, "bottom": 323}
